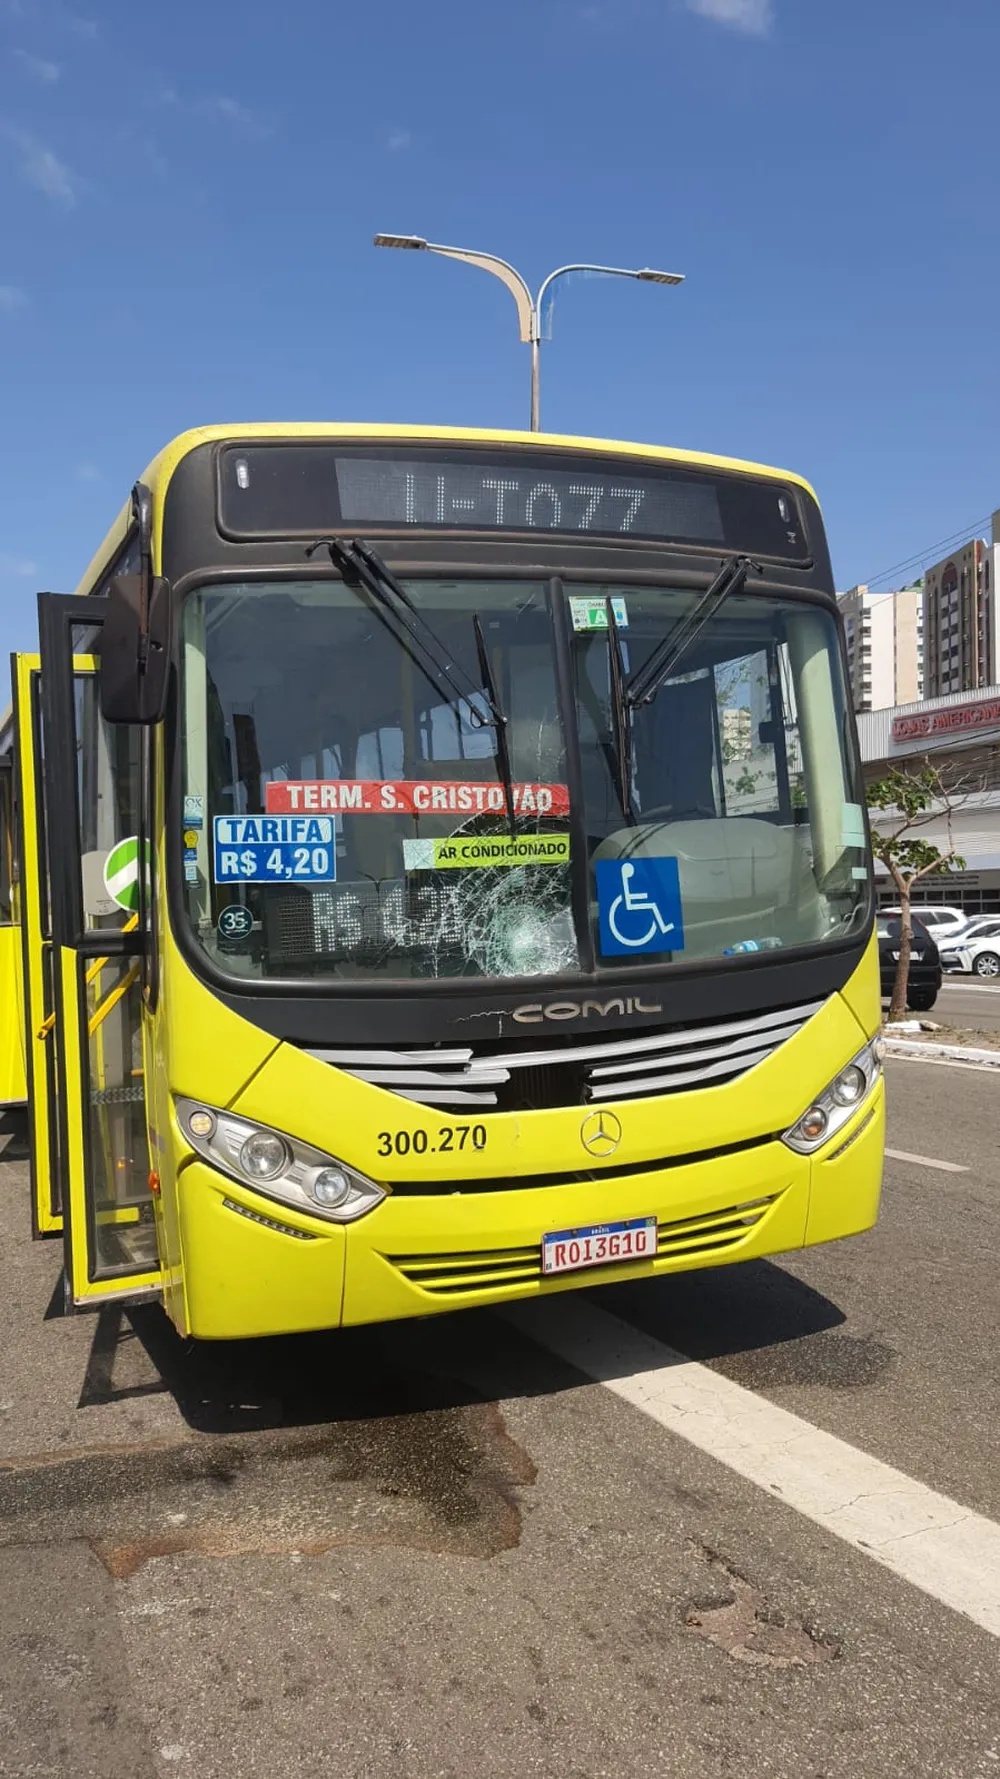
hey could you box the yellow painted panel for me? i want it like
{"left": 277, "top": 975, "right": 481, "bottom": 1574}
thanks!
{"left": 838, "top": 931, "right": 882, "bottom": 1041}
{"left": 0, "top": 925, "right": 26, "bottom": 1105}
{"left": 157, "top": 924, "right": 280, "bottom": 1114}
{"left": 231, "top": 981, "right": 874, "bottom": 1190}
{"left": 13, "top": 654, "right": 59, "bottom": 1233}
{"left": 177, "top": 1159, "right": 346, "bottom": 1340}
{"left": 805, "top": 1081, "right": 885, "bottom": 1248}
{"left": 341, "top": 1143, "right": 809, "bottom": 1329}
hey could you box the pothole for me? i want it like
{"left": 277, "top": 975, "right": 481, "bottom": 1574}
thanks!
{"left": 684, "top": 1547, "right": 841, "bottom": 1669}
{"left": 0, "top": 1401, "right": 537, "bottom": 1577}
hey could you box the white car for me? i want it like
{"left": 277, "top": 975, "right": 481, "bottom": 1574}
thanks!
{"left": 940, "top": 923, "right": 1000, "bottom": 977}
{"left": 881, "top": 904, "right": 970, "bottom": 946}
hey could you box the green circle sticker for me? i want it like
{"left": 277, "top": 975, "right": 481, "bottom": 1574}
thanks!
{"left": 102, "top": 836, "right": 150, "bottom": 913}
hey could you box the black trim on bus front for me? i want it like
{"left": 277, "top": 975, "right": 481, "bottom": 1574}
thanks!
{"left": 384, "top": 1128, "right": 779, "bottom": 1194}
{"left": 211, "top": 438, "right": 816, "bottom": 568}
{"left": 162, "top": 556, "right": 870, "bottom": 1036}
{"left": 196, "top": 940, "right": 868, "bottom": 1047}
{"left": 157, "top": 439, "right": 866, "bottom": 1049}
{"left": 161, "top": 439, "right": 835, "bottom": 589}
{"left": 549, "top": 575, "right": 596, "bottom": 974}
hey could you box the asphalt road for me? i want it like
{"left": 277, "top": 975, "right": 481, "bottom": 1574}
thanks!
{"left": 934, "top": 976, "right": 1000, "bottom": 1033}
{"left": 0, "top": 1059, "right": 998, "bottom": 1778}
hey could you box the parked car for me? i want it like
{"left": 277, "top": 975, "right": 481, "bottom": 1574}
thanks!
{"left": 877, "top": 914, "right": 942, "bottom": 1011}
{"left": 940, "top": 929, "right": 1000, "bottom": 978}
{"left": 939, "top": 915, "right": 1000, "bottom": 972}
{"left": 881, "top": 904, "right": 969, "bottom": 946}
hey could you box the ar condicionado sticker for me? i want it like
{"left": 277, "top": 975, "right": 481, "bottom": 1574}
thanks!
{"left": 265, "top": 779, "right": 570, "bottom": 817}
{"left": 402, "top": 834, "right": 569, "bottom": 871}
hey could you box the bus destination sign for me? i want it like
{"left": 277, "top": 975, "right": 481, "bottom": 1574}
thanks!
{"left": 217, "top": 443, "right": 807, "bottom": 559}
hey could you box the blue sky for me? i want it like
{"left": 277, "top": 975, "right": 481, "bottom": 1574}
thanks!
{"left": 1, "top": 0, "right": 998, "bottom": 655}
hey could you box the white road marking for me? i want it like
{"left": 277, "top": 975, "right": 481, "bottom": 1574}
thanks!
{"left": 885, "top": 1148, "right": 969, "bottom": 1174}
{"left": 505, "top": 1298, "right": 1000, "bottom": 1639}
{"left": 887, "top": 1054, "right": 998, "bottom": 1075}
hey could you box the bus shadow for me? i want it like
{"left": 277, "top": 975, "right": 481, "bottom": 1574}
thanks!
{"left": 77, "top": 1257, "right": 855, "bottom": 1437}
{"left": 597, "top": 1261, "right": 894, "bottom": 1392}
{"left": 0, "top": 1109, "right": 31, "bottom": 1164}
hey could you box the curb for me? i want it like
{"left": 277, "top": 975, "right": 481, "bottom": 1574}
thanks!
{"left": 883, "top": 1037, "right": 1000, "bottom": 1068}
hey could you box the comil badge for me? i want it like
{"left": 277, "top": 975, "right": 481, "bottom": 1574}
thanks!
{"left": 580, "top": 1110, "right": 623, "bottom": 1159}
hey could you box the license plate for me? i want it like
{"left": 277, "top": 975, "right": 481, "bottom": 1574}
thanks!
{"left": 542, "top": 1216, "right": 657, "bottom": 1276}
{"left": 891, "top": 950, "right": 923, "bottom": 961}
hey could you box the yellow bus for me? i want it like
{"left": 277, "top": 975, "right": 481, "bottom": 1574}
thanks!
{"left": 7, "top": 423, "right": 884, "bottom": 1335}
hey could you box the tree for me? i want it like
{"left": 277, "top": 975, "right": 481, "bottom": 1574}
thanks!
{"left": 866, "top": 763, "right": 966, "bottom": 1021}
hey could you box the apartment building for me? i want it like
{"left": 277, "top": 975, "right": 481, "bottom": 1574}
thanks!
{"left": 720, "top": 705, "right": 751, "bottom": 759}
{"left": 922, "top": 513, "right": 1000, "bottom": 698}
{"left": 837, "top": 583, "right": 924, "bottom": 713}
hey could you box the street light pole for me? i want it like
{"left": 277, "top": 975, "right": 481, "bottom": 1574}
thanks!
{"left": 374, "top": 235, "right": 685, "bottom": 432}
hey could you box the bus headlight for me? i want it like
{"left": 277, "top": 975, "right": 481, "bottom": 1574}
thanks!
{"left": 781, "top": 1041, "right": 881, "bottom": 1155}
{"left": 240, "top": 1131, "right": 289, "bottom": 1181}
{"left": 175, "top": 1097, "right": 387, "bottom": 1223}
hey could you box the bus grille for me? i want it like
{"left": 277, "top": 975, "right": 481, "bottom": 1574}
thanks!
{"left": 305, "top": 999, "right": 824, "bottom": 1113}
{"left": 386, "top": 1194, "right": 780, "bottom": 1295}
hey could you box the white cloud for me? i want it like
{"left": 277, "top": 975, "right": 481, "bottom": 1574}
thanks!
{"left": 3, "top": 126, "right": 79, "bottom": 203}
{"left": 159, "top": 87, "right": 273, "bottom": 140}
{"left": 0, "top": 284, "right": 27, "bottom": 311}
{"left": 13, "top": 48, "right": 60, "bottom": 82}
{"left": 75, "top": 461, "right": 101, "bottom": 481}
{"left": 206, "top": 96, "right": 272, "bottom": 138}
{"left": 386, "top": 128, "right": 412, "bottom": 152}
{"left": 65, "top": 12, "right": 98, "bottom": 37}
{"left": 685, "top": 0, "right": 773, "bottom": 34}
{"left": 0, "top": 552, "right": 39, "bottom": 578}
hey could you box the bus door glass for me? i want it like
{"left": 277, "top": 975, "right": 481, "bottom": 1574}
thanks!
{"left": 36, "top": 596, "right": 161, "bottom": 1308}
{"left": 0, "top": 751, "right": 27, "bottom": 1111}
{"left": 13, "top": 651, "right": 64, "bottom": 1234}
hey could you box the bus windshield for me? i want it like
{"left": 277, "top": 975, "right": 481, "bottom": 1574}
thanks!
{"left": 179, "top": 577, "right": 869, "bottom": 982}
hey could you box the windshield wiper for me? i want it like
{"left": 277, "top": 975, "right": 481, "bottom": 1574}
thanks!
{"left": 309, "top": 537, "right": 518, "bottom": 834}
{"left": 606, "top": 596, "right": 636, "bottom": 825}
{"left": 626, "top": 555, "right": 763, "bottom": 710}
{"left": 307, "top": 537, "right": 497, "bottom": 729}
{"left": 472, "top": 615, "right": 516, "bottom": 837}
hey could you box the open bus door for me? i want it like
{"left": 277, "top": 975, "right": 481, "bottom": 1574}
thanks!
{"left": 13, "top": 649, "right": 67, "bottom": 1233}
{"left": 0, "top": 748, "right": 27, "bottom": 1110}
{"left": 34, "top": 595, "right": 161, "bottom": 1309}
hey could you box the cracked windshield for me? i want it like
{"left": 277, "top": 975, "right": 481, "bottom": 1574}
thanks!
{"left": 180, "top": 579, "right": 868, "bottom": 980}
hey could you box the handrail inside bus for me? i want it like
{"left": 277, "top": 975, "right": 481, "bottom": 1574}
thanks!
{"left": 37, "top": 913, "right": 139, "bottom": 1039}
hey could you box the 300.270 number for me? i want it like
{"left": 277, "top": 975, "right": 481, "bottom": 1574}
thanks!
{"left": 376, "top": 1124, "right": 488, "bottom": 1157}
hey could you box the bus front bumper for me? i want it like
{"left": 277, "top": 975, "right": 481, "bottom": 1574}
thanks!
{"left": 176, "top": 1082, "right": 884, "bottom": 1338}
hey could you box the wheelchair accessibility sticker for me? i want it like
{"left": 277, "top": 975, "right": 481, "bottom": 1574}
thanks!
{"left": 595, "top": 858, "right": 684, "bottom": 957}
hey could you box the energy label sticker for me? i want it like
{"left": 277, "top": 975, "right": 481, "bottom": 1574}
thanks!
{"left": 569, "top": 595, "right": 628, "bottom": 633}
{"left": 402, "top": 834, "right": 570, "bottom": 872}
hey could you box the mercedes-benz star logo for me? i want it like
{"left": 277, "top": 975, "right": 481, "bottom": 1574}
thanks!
{"left": 580, "top": 1110, "right": 623, "bottom": 1158}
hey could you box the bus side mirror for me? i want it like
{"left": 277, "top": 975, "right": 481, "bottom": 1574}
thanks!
{"left": 99, "top": 574, "right": 171, "bottom": 725}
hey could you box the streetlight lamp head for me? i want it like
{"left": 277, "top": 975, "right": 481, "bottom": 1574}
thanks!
{"left": 373, "top": 233, "right": 428, "bottom": 250}
{"left": 636, "top": 268, "right": 686, "bottom": 285}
